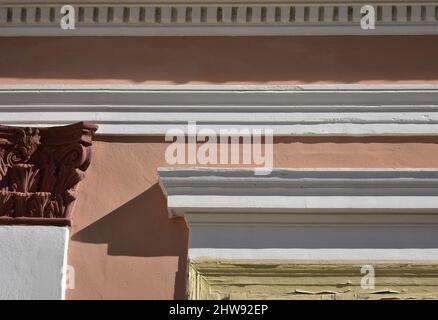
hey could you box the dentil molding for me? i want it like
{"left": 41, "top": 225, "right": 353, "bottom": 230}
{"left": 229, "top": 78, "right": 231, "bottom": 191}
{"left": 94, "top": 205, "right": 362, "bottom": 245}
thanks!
{"left": 0, "top": 1, "right": 437, "bottom": 36}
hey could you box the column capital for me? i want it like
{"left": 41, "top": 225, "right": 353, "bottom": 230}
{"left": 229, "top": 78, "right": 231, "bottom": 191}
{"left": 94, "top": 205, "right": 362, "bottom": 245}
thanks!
{"left": 0, "top": 122, "right": 97, "bottom": 226}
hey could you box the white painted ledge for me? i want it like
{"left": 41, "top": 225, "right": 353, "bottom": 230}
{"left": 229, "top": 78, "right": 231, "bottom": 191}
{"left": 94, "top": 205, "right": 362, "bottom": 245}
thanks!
{"left": 158, "top": 167, "right": 438, "bottom": 260}
{"left": 2, "top": 84, "right": 438, "bottom": 136}
{"left": 158, "top": 167, "right": 438, "bottom": 217}
{"left": 0, "top": 226, "right": 69, "bottom": 300}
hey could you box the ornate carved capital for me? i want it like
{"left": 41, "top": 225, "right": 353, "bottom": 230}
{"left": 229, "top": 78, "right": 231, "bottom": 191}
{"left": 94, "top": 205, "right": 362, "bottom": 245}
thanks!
{"left": 0, "top": 122, "right": 97, "bottom": 226}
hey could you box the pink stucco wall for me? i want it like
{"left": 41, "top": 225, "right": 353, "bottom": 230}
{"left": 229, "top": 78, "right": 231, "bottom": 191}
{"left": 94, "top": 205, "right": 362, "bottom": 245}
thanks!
{"left": 67, "top": 136, "right": 438, "bottom": 299}
{"left": 1, "top": 36, "right": 438, "bottom": 299}
{"left": 0, "top": 36, "right": 437, "bottom": 84}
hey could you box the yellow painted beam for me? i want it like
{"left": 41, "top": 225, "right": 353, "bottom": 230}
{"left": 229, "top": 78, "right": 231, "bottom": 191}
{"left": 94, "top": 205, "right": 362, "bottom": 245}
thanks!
{"left": 189, "top": 259, "right": 438, "bottom": 300}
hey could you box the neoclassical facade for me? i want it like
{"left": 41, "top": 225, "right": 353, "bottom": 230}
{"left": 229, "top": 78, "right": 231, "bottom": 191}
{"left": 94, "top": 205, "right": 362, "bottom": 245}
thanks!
{"left": 1, "top": 0, "right": 438, "bottom": 300}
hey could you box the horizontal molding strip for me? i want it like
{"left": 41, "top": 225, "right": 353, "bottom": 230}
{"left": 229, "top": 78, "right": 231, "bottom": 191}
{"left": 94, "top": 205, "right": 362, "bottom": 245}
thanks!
{"left": 160, "top": 167, "right": 438, "bottom": 261}
{"left": 185, "top": 213, "right": 438, "bottom": 228}
{"left": 2, "top": 84, "right": 438, "bottom": 136}
{"left": 158, "top": 167, "right": 438, "bottom": 217}
{"left": 0, "top": 1, "right": 438, "bottom": 36}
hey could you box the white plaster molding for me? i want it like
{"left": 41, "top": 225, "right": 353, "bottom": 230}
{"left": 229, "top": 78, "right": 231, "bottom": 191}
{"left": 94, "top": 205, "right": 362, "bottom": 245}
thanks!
{"left": 158, "top": 167, "right": 438, "bottom": 260}
{"left": 2, "top": 84, "right": 438, "bottom": 136}
{"left": 158, "top": 167, "right": 438, "bottom": 217}
{"left": 0, "top": 1, "right": 438, "bottom": 36}
{"left": 0, "top": 226, "right": 69, "bottom": 300}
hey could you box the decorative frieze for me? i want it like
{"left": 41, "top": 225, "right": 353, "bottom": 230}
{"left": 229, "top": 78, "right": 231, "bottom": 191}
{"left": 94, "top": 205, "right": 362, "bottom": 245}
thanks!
{"left": 0, "top": 1, "right": 437, "bottom": 35}
{"left": 0, "top": 122, "right": 97, "bottom": 226}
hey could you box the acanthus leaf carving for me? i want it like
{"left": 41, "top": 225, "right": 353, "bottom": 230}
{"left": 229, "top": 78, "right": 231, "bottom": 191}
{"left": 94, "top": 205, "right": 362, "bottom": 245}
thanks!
{"left": 0, "top": 122, "right": 97, "bottom": 226}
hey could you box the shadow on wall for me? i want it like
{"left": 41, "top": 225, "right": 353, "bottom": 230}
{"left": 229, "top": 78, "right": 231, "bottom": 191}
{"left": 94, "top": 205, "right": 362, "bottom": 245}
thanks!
{"left": 71, "top": 183, "right": 188, "bottom": 299}
{"left": 1, "top": 36, "right": 438, "bottom": 83}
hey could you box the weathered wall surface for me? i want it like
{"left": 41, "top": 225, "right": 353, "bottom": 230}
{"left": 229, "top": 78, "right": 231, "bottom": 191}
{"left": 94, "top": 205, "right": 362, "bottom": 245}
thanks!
{"left": 0, "top": 36, "right": 437, "bottom": 84}
{"left": 189, "top": 259, "right": 438, "bottom": 300}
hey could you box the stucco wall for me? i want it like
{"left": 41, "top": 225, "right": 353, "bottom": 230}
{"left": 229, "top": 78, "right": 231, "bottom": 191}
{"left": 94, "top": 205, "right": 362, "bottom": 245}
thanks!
{"left": 0, "top": 36, "right": 437, "bottom": 84}
{"left": 66, "top": 136, "right": 438, "bottom": 299}
{"left": 2, "top": 35, "right": 438, "bottom": 299}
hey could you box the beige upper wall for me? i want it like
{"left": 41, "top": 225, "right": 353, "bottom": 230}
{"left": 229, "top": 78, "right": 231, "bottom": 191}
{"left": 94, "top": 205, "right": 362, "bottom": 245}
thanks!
{"left": 0, "top": 36, "right": 437, "bottom": 84}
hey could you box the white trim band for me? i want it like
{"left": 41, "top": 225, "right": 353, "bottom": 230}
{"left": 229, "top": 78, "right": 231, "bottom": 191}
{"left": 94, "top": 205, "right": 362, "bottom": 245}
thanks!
{"left": 158, "top": 167, "right": 438, "bottom": 260}
{"left": 158, "top": 167, "right": 438, "bottom": 217}
{"left": 2, "top": 84, "right": 438, "bottom": 136}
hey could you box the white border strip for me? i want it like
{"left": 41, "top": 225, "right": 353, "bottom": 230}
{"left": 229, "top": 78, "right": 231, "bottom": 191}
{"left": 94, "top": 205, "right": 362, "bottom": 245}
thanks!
{"left": 188, "top": 248, "right": 438, "bottom": 260}
{"left": 2, "top": 84, "right": 438, "bottom": 136}
{"left": 60, "top": 227, "right": 69, "bottom": 300}
{"left": 2, "top": 25, "right": 438, "bottom": 36}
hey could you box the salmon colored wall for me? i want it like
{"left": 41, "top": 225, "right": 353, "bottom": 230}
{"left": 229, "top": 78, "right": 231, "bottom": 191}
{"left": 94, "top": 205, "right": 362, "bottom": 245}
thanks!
{"left": 67, "top": 136, "right": 438, "bottom": 299}
{"left": 3, "top": 35, "right": 438, "bottom": 299}
{"left": 0, "top": 36, "right": 438, "bottom": 84}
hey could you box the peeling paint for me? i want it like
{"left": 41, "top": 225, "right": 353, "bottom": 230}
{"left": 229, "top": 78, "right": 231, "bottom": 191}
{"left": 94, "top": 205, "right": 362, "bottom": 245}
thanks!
{"left": 189, "top": 259, "right": 438, "bottom": 300}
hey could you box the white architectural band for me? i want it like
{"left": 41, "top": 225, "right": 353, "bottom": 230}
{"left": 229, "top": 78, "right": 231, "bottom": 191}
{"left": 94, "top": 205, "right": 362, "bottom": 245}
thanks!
{"left": 159, "top": 167, "right": 438, "bottom": 217}
{"left": 159, "top": 167, "right": 438, "bottom": 260}
{"left": 2, "top": 84, "right": 438, "bottom": 136}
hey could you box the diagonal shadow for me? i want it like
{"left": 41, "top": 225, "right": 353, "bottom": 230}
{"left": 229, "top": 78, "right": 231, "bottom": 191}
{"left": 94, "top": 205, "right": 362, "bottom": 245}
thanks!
{"left": 71, "top": 183, "right": 188, "bottom": 299}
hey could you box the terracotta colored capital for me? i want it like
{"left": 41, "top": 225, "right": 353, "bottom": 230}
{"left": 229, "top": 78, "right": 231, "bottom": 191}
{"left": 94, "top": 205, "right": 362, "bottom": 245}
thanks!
{"left": 0, "top": 122, "right": 98, "bottom": 226}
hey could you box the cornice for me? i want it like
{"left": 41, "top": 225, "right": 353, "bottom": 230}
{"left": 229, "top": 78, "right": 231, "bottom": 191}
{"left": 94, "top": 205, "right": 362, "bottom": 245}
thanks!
{"left": 161, "top": 167, "right": 438, "bottom": 261}
{"left": 2, "top": 84, "right": 438, "bottom": 136}
{"left": 0, "top": 122, "right": 97, "bottom": 226}
{"left": 158, "top": 167, "right": 438, "bottom": 217}
{"left": 0, "top": 1, "right": 437, "bottom": 36}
